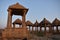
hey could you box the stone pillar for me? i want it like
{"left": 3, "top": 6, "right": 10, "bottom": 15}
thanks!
{"left": 22, "top": 10, "right": 27, "bottom": 37}
{"left": 35, "top": 27, "right": 37, "bottom": 32}
{"left": 35, "top": 27, "right": 37, "bottom": 33}
{"left": 44, "top": 24, "right": 46, "bottom": 35}
{"left": 13, "top": 24, "right": 15, "bottom": 28}
{"left": 37, "top": 27, "right": 38, "bottom": 32}
{"left": 45, "top": 27, "right": 46, "bottom": 32}
{"left": 40, "top": 27, "right": 42, "bottom": 32}
{"left": 48, "top": 25, "right": 52, "bottom": 36}
{"left": 45, "top": 24, "right": 46, "bottom": 33}
{"left": 52, "top": 26, "right": 54, "bottom": 32}
{"left": 49, "top": 26, "right": 52, "bottom": 33}
{"left": 19, "top": 25, "right": 21, "bottom": 28}
{"left": 19, "top": 25, "right": 20, "bottom": 28}
{"left": 7, "top": 9, "right": 12, "bottom": 28}
{"left": 32, "top": 27, "right": 33, "bottom": 32}
{"left": 22, "top": 10, "right": 26, "bottom": 28}
{"left": 29, "top": 26, "right": 30, "bottom": 31}
{"left": 32, "top": 27, "right": 34, "bottom": 34}
{"left": 56, "top": 26, "right": 59, "bottom": 32}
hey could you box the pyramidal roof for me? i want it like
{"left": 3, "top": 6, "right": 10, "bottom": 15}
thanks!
{"left": 39, "top": 18, "right": 51, "bottom": 27}
{"left": 8, "top": 3, "right": 28, "bottom": 9}
{"left": 40, "top": 18, "right": 51, "bottom": 24}
{"left": 13, "top": 19, "right": 22, "bottom": 25}
{"left": 26, "top": 20, "right": 33, "bottom": 26}
{"left": 52, "top": 18, "right": 60, "bottom": 26}
{"left": 33, "top": 20, "right": 39, "bottom": 27}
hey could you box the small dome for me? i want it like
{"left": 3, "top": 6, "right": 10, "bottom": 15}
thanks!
{"left": 7, "top": 3, "right": 28, "bottom": 16}
{"left": 8, "top": 3, "right": 28, "bottom": 9}
{"left": 39, "top": 18, "right": 51, "bottom": 27}
{"left": 33, "top": 20, "right": 39, "bottom": 27}
{"left": 26, "top": 20, "right": 33, "bottom": 26}
{"left": 13, "top": 19, "right": 22, "bottom": 25}
{"left": 52, "top": 18, "right": 60, "bottom": 26}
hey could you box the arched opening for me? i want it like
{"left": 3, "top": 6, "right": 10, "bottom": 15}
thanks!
{"left": 12, "top": 15, "right": 22, "bottom": 28}
{"left": 12, "top": 15, "right": 22, "bottom": 22}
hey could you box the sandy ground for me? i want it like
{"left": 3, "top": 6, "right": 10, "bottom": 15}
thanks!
{"left": 30, "top": 34, "right": 60, "bottom": 40}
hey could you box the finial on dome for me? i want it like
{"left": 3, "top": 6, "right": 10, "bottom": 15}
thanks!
{"left": 16, "top": 2, "right": 19, "bottom": 4}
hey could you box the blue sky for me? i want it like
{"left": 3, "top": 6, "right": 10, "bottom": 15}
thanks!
{"left": 0, "top": 0, "right": 60, "bottom": 28}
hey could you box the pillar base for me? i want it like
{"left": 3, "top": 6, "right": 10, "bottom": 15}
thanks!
{"left": 2, "top": 28, "right": 30, "bottom": 40}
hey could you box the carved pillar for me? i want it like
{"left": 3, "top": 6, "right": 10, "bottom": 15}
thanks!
{"left": 7, "top": 9, "right": 12, "bottom": 28}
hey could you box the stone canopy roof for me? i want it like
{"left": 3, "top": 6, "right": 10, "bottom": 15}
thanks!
{"left": 52, "top": 18, "right": 60, "bottom": 26}
{"left": 8, "top": 3, "right": 28, "bottom": 9}
{"left": 8, "top": 3, "right": 28, "bottom": 16}
{"left": 39, "top": 18, "right": 51, "bottom": 27}
{"left": 33, "top": 20, "right": 39, "bottom": 27}
{"left": 13, "top": 19, "right": 22, "bottom": 25}
{"left": 26, "top": 20, "right": 33, "bottom": 26}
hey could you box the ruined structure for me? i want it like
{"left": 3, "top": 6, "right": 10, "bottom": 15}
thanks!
{"left": 2, "top": 3, "right": 30, "bottom": 40}
{"left": 0, "top": 2, "right": 60, "bottom": 40}
{"left": 13, "top": 19, "right": 22, "bottom": 28}
{"left": 26, "top": 20, "right": 33, "bottom": 31}
{"left": 28, "top": 18, "right": 60, "bottom": 35}
{"left": 52, "top": 18, "right": 60, "bottom": 34}
{"left": 33, "top": 20, "right": 39, "bottom": 32}
{"left": 39, "top": 18, "right": 52, "bottom": 36}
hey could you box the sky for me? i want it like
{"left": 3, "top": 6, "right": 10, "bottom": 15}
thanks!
{"left": 0, "top": 0, "right": 60, "bottom": 28}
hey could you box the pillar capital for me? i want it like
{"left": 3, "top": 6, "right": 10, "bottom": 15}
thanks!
{"left": 22, "top": 10, "right": 26, "bottom": 16}
{"left": 7, "top": 9, "right": 12, "bottom": 12}
{"left": 8, "top": 9, "right": 12, "bottom": 16}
